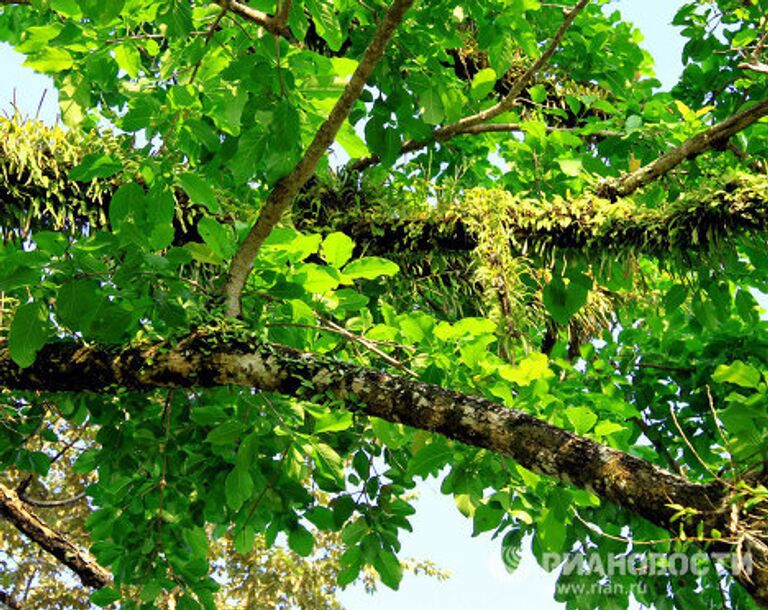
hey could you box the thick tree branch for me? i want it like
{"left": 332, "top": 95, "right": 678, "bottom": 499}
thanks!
{"left": 0, "top": 337, "right": 724, "bottom": 524}
{"left": 310, "top": 176, "right": 768, "bottom": 260}
{"left": 349, "top": 0, "right": 591, "bottom": 171}
{"left": 0, "top": 482, "right": 110, "bottom": 589}
{"left": 223, "top": 0, "right": 414, "bottom": 318}
{"left": 596, "top": 96, "right": 768, "bottom": 199}
{"left": 5, "top": 336, "right": 768, "bottom": 603}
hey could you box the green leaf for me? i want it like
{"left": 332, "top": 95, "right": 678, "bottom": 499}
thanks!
{"left": 322, "top": 232, "right": 355, "bottom": 268}
{"left": 114, "top": 43, "right": 141, "bottom": 78}
{"left": 542, "top": 274, "right": 591, "bottom": 325}
{"left": 314, "top": 411, "right": 354, "bottom": 433}
{"left": 225, "top": 465, "right": 254, "bottom": 512}
{"left": 198, "top": 217, "right": 235, "bottom": 259}
{"left": 713, "top": 361, "right": 761, "bottom": 389}
{"left": 69, "top": 154, "right": 123, "bottom": 181}
{"left": 499, "top": 353, "right": 554, "bottom": 387}
{"left": 176, "top": 172, "right": 219, "bottom": 212}
{"left": 9, "top": 302, "right": 49, "bottom": 368}
{"left": 557, "top": 158, "right": 583, "bottom": 177}
{"left": 288, "top": 525, "right": 315, "bottom": 557}
{"left": 470, "top": 68, "right": 497, "bottom": 100}
{"left": 373, "top": 549, "right": 402, "bottom": 589}
{"left": 343, "top": 257, "right": 399, "bottom": 280}
{"left": 25, "top": 47, "right": 73, "bottom": 72}
{"left": 565, "top": 406, "right": 598, "bottom": 435}
{"left": 408, "top": 441, "right": 452, "bottom": 477}
{"left": 473, "top": 502, "right": 505, "bottom": 535}
{"left": 90, "top": 587, "right": 121, "bottom": 607}
{"left": 206, "top": 421, "right": 243, "bottom": 445}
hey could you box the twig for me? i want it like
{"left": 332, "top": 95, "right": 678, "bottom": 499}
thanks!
{"left": 223, "top": 0, "right": 415, "bottom": 317}
{"left": 20, "top": 491, "right": 86, "bottom": 508}
{"left": 632, "top": 416, "right": 686, "bottom": 476}
{"left": 668, "top": 404, "right": 729, "bottom": 486}
{"left": 223, "top": 0, "right": 291, "bottom": 38}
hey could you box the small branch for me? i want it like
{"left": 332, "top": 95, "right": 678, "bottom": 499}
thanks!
{"left": 455, "top": 122, "right": 621, "bottom": 139}
{"left": 632, "top": 416, "right": 685, "bottom": 476}
{"left": 223, "top": 0, "right": 415, "bottom": 317}
{"left": 19, "top": 491, "right": 86, "bottom": 508}
{"left": 739, "top": 61, "right": 768, "bottom": 75}
{"left": 0, "top": 482, "right": 110, "bottom": 589}
{"left": 222, "top": 0, "right": 291, "bottom": 38}
{"left": 349, "top": 0, "right": 591, "bottom": 170}
{"left": 596, "top": 96, "right": 768, "bottom": 199}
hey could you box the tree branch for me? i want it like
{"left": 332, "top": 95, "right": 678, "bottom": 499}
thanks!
{"left": 0, "top": 590, "right": 21, "bottom": 610}
{"left": 7, "top": 336, "right": 768, "bottom": 603}
{"left": 310, "top": 176, "right": 768, "bottom": 261}
{"left": 221, "top": 0, "right": 291, "bottom": 38}
{"left": 0, "top": 337, "right": 724, "bottom": 525}
{"left": 19, "top": 491, "right": 87, "bottom": 508}
{"left": 223, "top": 0, "right": 414, "bottom": 318}
{"left": 0, "top": 482, "right": 110, "bottom": 589}
{"left": 596, "top": 96, "right": 768, "bottom": 199}
{"left": 349, "top": 0, "right": 591, "bottom": 170}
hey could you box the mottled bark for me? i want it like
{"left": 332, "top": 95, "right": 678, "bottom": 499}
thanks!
{"left": 0, "top": 482, "right": 110, "bottom": 590}
{"left": 223, "top": 0, "right": 414, "bottom": 318}
{"left": 3, "top": 336, "right": 768, "bottom": 603}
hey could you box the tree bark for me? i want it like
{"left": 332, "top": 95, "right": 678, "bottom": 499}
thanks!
{"left": 3, "top": 335, "right": 768, "bottom": 604}
{"left": 0, "top": 482, "right": 110, "bottom": 590}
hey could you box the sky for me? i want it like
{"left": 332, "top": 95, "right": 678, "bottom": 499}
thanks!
{"left": 0, "top": 1, "right": 688, "bottom": 608}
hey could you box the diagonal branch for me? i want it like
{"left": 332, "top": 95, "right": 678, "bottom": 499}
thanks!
{"left": 0, "top": 482, "right": 110, "bottom": 589}
{"left": 0, "top": 336, "right": 724, "bottom": 527}
{"left": 8, "top": 336, "right": 768, "bottom": 604}
{"left": 595, "top": 96, "right": 768, "bottom": 199}
{"left": 223, "top": 0, "right": 414, "bottom": 318}
{"left": 349, "top": 0, "right": 591, "bottom": 171}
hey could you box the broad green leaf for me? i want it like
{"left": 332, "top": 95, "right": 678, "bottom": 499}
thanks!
{"left": 322, "top": 232, "right": 355, "bottom": 268}
{"left": 69, "top": 153, "right": 123, "bottom": 180}
{"left": 225, "top": 465, "right": 254, "bottom": 512}
{"left": 373, "top": 549, "right": 402, "bottom": 590}
{"left": 9, "top": 302, "right": 49, "bottom": 368}
{"left": 713, "top": 361, "right": 761, "bottom": 389}
{"left": 314, "top": 411, "right": 354, "bottom": 434}
{"left": 343, "top": 257, "right": 399, "bottom": 280}
{"left": 90, "top": 588, "right": 121, "bottom": 607}
{"left": 565, "top": 406, "right": 598, "bottom": 435}
{"left": 542, "top": 274, "right": 591, "bottom": 325}
{"left": 288, "top": 525, "right": 315, "bottom": 557}
{"left": 470, "top": 68, "right": 497, "bottom": 100}
{"left": 25, "top": 47, "right": 73, "bottom": 72}
{"left": 176, "top": 172, "right": 219, "bottom": 212}
{"left": 500, "top": 353, "right": 554, "bottom": 387}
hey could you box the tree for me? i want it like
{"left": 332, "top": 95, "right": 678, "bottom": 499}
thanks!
{"left": 0, "top": 0, "right": 767, "bottom": 608}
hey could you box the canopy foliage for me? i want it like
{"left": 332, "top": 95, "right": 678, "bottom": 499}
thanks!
{"left": 1, "top": 0, "right": 768, "bottom": 609}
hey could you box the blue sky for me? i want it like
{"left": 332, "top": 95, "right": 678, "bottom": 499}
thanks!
{"left": 0, "top": 1, "right": 688, "bottom": 608}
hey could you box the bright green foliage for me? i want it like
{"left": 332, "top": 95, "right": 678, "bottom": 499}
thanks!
{"left": 0, "top": 0, "right": 767, "bottom": 609}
